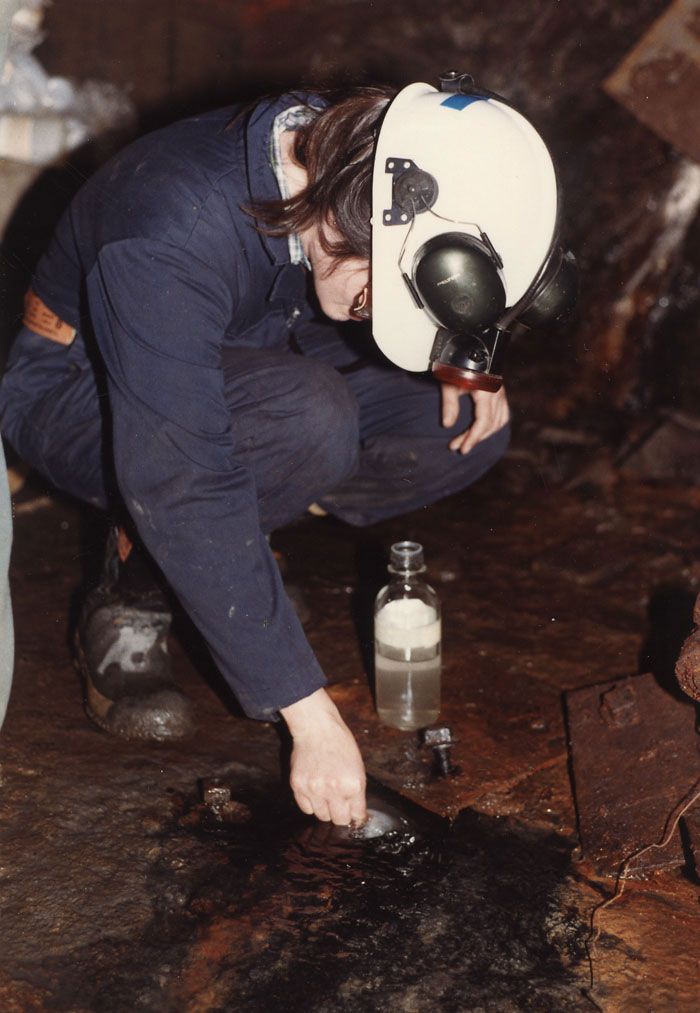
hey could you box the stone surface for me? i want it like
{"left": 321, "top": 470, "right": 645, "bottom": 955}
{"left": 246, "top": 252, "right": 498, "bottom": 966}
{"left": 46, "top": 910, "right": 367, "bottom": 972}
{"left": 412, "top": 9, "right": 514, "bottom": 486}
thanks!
{"left": 583, "top": 869, "right": 700, "bottom": 1010}
{"left": 0, "top": 160, "right": 42, "bottom": 234}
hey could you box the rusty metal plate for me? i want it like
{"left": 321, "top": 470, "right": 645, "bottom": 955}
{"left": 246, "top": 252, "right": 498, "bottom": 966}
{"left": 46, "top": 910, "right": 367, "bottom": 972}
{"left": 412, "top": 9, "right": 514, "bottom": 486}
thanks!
{"left": 604, "top": 0, "right": 700, "bottom": 164}
{"left": 329, "top": 654, "right": 566, "bottom": 821}
{"left": 566, "top": 671, "right": 700, "bottom": 876}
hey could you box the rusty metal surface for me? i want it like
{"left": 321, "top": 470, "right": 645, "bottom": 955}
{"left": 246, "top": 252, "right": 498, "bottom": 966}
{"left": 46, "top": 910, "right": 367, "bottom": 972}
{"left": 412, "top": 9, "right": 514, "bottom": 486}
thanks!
{"left": 330, "top": 661, "right": 567, "bottom": 822}
{"left": 604, "top": 0, "right": 700, "bottom": 163}
{"left": 567, "top": 671, "right": 700, "bottom": 876}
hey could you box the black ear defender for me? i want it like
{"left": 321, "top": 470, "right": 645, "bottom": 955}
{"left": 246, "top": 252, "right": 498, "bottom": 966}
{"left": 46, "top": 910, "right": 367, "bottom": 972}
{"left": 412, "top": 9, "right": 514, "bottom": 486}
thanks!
{"left": 422, "top": 244, "right": 579, "bottom": 393}
{"left": 518, "top": 248, "right": 578, "bottom": 329}
{"left": 410, "top": 231, "right": 509, "bottom": 393}
{"left": 413, "top": 232, "right": 506, "bottom": 333}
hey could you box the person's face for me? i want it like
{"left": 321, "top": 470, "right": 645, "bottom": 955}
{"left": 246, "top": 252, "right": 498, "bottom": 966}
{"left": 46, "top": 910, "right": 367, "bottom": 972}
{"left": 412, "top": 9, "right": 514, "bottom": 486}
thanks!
{"left": 303, "top": 224, "right": 370, "bottom": 322}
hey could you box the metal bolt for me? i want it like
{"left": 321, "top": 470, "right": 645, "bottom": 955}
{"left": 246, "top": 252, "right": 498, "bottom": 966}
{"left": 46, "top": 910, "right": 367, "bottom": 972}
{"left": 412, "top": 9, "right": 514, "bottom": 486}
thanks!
{"left": 423, "top": 727, "right": 453, "bottom": 746}
{"left": 600, "top": 683, "right": 639, "bottom": 728}
{"left": 201, "top": 778, "right": 231, "bottom": 808}
{"left": 423, "top": 726, "right": 457, "bottom": 777}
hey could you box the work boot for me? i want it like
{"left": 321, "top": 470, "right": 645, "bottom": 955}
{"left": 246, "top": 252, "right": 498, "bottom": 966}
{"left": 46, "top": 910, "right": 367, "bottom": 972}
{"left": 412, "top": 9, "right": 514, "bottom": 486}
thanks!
{"left": 75, "top": 527, "right": 194, "bottom": 742}
{"left": 675, "top": 594, "right": 700, "bottom": 702}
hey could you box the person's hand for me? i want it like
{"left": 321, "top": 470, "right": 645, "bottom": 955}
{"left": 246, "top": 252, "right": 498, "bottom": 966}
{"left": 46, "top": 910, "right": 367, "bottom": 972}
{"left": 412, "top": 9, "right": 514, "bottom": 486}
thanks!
{"left": 280, "top": 688, "right": 367, "bottom": 826}
{"left": 440, "top": 383, "right": 510, "bottom": 455}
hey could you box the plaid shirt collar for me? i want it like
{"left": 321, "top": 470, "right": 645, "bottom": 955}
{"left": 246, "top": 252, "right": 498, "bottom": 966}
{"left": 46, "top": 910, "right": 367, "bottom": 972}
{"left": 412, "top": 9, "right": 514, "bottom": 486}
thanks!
{"left": 269, "top": 105, "right": 318, "bottom": 271}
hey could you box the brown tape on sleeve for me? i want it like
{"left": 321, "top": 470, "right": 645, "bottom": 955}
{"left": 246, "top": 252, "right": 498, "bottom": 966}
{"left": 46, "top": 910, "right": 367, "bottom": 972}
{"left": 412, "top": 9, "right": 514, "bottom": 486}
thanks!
{"left": 23, "top": 289, "right": 76, "bottom": 346}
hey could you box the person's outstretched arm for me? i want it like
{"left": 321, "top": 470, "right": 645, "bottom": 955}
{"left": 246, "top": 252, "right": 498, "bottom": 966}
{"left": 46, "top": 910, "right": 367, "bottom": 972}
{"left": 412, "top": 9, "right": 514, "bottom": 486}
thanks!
{"left": 281, "top": 688, "right": 367, "bottom": 826}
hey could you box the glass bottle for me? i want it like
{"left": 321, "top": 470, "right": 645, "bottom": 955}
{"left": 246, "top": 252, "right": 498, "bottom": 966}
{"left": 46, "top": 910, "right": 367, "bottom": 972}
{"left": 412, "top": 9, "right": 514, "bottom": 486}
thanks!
{"left": 374, "top": 541, "right": 441, "bottom": 730}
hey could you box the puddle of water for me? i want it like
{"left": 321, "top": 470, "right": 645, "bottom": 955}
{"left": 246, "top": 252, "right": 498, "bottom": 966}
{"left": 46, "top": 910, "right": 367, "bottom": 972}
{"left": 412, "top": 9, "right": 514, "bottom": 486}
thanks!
{"left": 36, "top": 782, "right": 589, "bottom": 1011}
{"left": 144, "top": 784, "right": 589, "bottom": 1011}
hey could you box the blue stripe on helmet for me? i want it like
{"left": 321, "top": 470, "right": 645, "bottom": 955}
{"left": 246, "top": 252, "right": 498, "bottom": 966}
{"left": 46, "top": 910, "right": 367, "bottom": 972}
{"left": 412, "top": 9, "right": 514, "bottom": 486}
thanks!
{"left": 440, "top": 94, "right": 485, "bottom": 110}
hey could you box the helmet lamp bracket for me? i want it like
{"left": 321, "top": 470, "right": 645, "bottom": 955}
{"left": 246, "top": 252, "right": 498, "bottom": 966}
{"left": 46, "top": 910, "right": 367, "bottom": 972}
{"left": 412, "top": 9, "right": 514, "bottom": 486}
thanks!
{"left": 383, "top": 157, "right": 439, "bottom": 226}
{"left": 438, "top": 71, "right": 476, "bottom": 95}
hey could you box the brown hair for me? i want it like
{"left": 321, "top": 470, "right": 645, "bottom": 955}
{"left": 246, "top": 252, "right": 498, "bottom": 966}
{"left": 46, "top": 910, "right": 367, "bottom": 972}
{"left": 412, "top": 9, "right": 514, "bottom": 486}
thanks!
{"left": 248, "top": 86, "right": 397, "bottom": 262}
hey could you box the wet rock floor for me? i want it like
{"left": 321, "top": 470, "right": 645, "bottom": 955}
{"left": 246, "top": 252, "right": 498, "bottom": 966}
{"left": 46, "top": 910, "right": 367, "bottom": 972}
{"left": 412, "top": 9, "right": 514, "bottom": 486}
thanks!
{"left": 2, "top": 454, "right": 700, "bottom": 1011}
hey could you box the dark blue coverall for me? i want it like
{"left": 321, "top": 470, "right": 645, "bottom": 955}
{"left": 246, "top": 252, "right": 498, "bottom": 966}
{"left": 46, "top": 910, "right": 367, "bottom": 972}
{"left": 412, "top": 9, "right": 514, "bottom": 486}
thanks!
{"left": 0, "top": 93, "right": 510, "bottom": 719}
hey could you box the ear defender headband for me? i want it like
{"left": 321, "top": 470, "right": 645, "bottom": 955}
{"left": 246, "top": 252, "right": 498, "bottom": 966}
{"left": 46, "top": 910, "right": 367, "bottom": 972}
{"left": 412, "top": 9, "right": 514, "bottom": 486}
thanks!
{"left": 371, "top": 73, "right": 579, "bottom": 392}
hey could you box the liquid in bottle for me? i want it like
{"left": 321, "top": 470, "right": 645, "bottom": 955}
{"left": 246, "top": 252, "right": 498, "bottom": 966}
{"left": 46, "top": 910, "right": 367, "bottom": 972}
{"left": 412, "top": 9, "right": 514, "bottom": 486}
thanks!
{"left": 374, "top": 542, "right": 441, "bottom": 730}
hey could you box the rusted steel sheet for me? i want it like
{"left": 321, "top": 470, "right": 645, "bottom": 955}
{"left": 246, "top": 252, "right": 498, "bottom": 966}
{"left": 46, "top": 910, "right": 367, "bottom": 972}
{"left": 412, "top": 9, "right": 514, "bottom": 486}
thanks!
{"left": 566, "top": 672, "right": 700, "bottom": 876}
{"left": 604, "top": 0, "right": 700, "bottom": 163}
{"left": 330, "top": 656, "right": 566, "bottom": 822}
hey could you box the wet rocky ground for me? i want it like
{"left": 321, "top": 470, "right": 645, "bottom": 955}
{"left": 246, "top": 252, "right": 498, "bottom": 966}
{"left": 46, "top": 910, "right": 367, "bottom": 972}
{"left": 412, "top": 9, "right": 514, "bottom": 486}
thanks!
{"left": 2, "top": 440, "right": 700, "bottom": 1011}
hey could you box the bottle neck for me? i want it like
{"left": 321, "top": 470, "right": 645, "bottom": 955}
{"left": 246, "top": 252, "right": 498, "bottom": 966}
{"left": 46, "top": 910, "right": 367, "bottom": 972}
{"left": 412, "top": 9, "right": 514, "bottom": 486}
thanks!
{"left": 388, "top": 565, "right": 426, "bottom": 578}
{"left": 388, "top": 541, "right": 425, "bottom": 574}
{"left": 388, "top": 569, "right": 426, "bottom": 588}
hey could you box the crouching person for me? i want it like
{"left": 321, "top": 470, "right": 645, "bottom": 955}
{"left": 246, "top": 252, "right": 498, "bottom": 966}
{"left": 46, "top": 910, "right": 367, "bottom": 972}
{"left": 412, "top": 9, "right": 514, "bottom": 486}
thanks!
{"left": 0, "top": 74, "right": 575, "bottom": 824}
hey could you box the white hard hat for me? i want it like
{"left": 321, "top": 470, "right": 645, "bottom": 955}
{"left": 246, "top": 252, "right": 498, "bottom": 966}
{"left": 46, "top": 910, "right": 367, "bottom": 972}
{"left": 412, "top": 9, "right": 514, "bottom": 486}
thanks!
{"left": 371, "top": 74, "right": 575, "bottom": 390}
